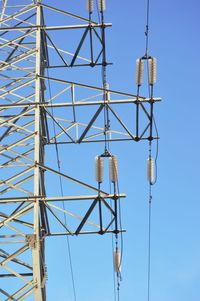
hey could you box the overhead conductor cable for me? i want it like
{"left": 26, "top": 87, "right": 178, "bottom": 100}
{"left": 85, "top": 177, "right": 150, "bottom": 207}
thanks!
{"left": 47, "top": 73, "right": 77, "bottom": 301}
{"left": 136, "top": 1, "right": 159, "bottom": 301}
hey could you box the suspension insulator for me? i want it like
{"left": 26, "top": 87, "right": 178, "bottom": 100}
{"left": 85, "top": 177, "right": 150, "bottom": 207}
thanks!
{"left": 104, "top": 81, "right": 109, "bottom": 90}
{"left": 147, "top": 156, "right": 154, "bottom": 184}
{"left": 104, "top": 82, "right": 110, "bottom": 102}
{"left": 109, "top": 155, "right": 118, "bottom": 183}
{"left": 87, "top": 0, "right": 94, "bottom": 13}
{"left": 98, "top": 0, "right": 106, "bottom": 11}
{"left": 136, "top": 58, "right": 144, "bottom": 86}
{"left": 148, "top": 57, "right": 157, "bottom": 85}
{"left": 114, "top": 250, "right": 121, "bottom": 273}
{"left": 95, "top": 156, "right": 104, "bottom": 183}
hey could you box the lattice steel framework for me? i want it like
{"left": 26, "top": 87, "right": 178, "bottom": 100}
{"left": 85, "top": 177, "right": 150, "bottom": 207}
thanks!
{"left": 0, "top": 1, "right": 160, "bottom": 300}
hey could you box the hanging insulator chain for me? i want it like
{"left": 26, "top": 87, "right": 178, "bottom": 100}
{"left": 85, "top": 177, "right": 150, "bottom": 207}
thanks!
{"left": 147, "top": 156, "right": 154, "bottom": 185}
{"left": 98, "top": 0, "right": 106, "bottom": 12}
{"left": 87, "top": 0, "right": 94, "bottom": 13}
{"left": 135, "top": 57, "right": 157, "bottom": 87}
{"left": 109, "top": 155, "right": 118, "bottom": 183}
{"left": 95, "top": 154, "right": 119, "bottom": 184}
{"left": 114, "top": 249, "right": 121, "bottom": 273}
{"left": 95, "top": 156, "right": 104, "bottom": 183}
{"left": 136, "top": 58, "right": 144, "bottom": 86}
{"left": 104, "top": 81, "right": 110, "bottom": 102}
{"left": 148, "top": 57, "right": 157, "bottom": 85}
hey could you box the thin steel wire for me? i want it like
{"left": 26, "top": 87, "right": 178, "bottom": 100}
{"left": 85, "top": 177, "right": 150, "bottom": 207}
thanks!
{"left": 147, "top": 183, "right": 152, "bottom": 301}
{"left": 46, "top": 68, "right": 77, "bottom": 301}
{"left": 144, "top": 1, "right": 159, "bottom": 300}
{"left": 145, "top": 0, "right": 150, "bottom": 57}
{"left": 109, "top": 180, "right": 117, "bottom": 301}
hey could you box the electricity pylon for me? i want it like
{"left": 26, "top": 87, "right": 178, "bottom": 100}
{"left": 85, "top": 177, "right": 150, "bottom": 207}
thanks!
{"left": 0, "top": 1, "right": 160, "bottom": 300}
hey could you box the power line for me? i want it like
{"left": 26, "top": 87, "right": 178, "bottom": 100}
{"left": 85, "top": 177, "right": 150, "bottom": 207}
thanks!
{"left": 145, "top": 0, "right": 150, "bottom": 57}
{"left": 143, "top": 1, "right": 159, "bottom": 300}
{"left": 147, "top": 183, "right": 152, "bottom": 301}
{"left": 46, "top": 68, "right": 77, "bottom": 301}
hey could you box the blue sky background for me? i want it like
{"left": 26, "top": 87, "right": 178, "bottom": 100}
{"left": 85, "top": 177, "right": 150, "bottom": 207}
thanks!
{"left": 40, "top": 1, "right": 200, "bottom": 301}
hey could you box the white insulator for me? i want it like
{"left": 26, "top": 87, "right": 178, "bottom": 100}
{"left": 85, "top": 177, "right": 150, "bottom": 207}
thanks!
{"left": 104, "top": 82, "right": 110, "bottom": 102}
{"left": 114, "top": 250, "right": 121, "bottom": 273}
{"left": 109, "top": 156, "right": 118, "bottom": 183}
{"left": 147, "top": 156, "right": 154, "bottom": 184}
{"left": 95, "top": 156, "right": 104, "bottom": 183}
{"left": 148, "top": 57, "right": 157, "bottom": 85}
{"left": 98, "top": 0, "right": 106, "bottom": 11}
{"left": 136, "top": 58, "right": 144, "bottom": 86}
{"left": 87, "top": 0, "right": 94, "bottom": 13}
{"left": 104, "top": 82, "right": 109, "bottom": 90}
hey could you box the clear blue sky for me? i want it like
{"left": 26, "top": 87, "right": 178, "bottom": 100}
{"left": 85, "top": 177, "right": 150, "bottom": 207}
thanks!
{"left": 40, "top": 1, "right": 200, "bottom": 301}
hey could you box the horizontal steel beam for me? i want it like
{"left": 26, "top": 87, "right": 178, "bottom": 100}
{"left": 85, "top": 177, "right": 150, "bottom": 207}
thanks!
{"left": 0, "top": 23, "right": 112, "bottom": 31}
{"left": 46, "top": 229, "right": 126, "bottom": 236}
{"left": 0, "top": 273, "right": 33, "bottom": 277}
{"left": 0, "top": 98, "right": 161, "bottom": 108}
{"left": 47, "top": 136, "right": 159, "bottom": 144}
{"left": 0, "top": 194, "right": 126, "bottom": 203}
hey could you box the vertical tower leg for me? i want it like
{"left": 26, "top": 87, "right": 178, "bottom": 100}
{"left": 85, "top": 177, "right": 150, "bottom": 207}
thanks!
{"left": 32, "top": 2, "right": 46, "bottom": 300}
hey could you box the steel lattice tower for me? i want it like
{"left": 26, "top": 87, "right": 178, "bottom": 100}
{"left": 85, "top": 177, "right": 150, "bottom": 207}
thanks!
{"left": 0, "top": 1, "right": 160, "bottom": 300}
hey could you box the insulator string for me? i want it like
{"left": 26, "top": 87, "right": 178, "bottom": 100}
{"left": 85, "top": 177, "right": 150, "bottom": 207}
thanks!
{"left": 136, "top": 58, "right": 144, "bottom": 86}
{"left": 94, "top": 2, "right": 122, "bottom": 299}
{"left": 95, "top": 155, "right": 104, "bottom": 183}
{"left": 87, "top": 0, "right": 94, "bottom": 13}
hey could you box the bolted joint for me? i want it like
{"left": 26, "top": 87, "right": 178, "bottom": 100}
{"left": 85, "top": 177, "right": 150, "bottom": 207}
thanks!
{"left": 112, "top": 195, "right": 119, "bottom": 201}
{"left": 149, "top": 98, "right": 155, "bottom": 103}
{"left": 148, "top": 136, "right": 153, "bottom": 142}
{"left": 26, "top": 234, "right": 37, "bottom": 248}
